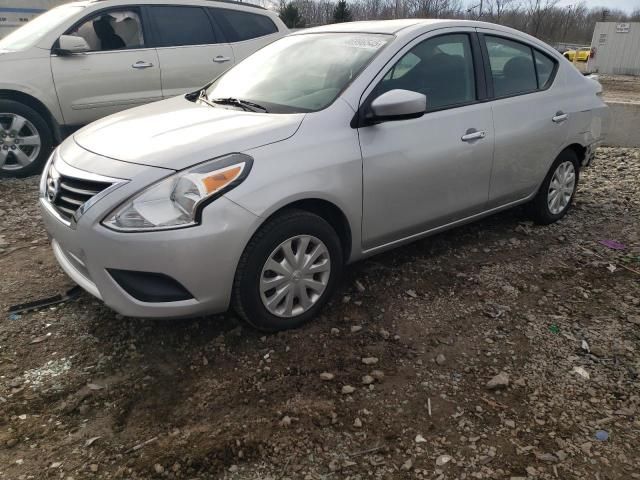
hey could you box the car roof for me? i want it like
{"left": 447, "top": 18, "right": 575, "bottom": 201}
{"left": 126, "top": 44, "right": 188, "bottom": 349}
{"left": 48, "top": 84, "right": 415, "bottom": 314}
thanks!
{"left": 298, "top": 19, "right": 429, "bottom": 35}
{"left": 294, "top": 18, "right": 540, "bottom": 36}
{"left": 292, "top": 19, "right": 561, "bottom": 55}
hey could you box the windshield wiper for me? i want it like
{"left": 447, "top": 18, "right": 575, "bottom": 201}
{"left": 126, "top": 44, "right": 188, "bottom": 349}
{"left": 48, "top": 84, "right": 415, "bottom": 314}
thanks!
{"left": 211, "top": 97, "right": 269, "bottom": 113}
{"left": 197, "top": 89, "right": 216, "bottom": 108}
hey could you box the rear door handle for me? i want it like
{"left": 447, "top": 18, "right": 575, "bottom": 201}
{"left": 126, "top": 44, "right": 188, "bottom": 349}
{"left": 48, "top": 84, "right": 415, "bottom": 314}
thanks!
{"left": 132, "top": 61, "right": 154, "bottom": 69}
{"left": 461, "top": 130, "right": 486, "bottom": 142}
{"left": 213, "top": 56, "right": 231, "bottom": 63}
{"left": 552, "top": 112, "right": 568, "bottom": 123}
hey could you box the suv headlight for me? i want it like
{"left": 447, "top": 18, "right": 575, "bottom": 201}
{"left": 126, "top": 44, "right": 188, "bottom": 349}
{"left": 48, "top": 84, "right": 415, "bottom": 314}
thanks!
{"left": 103, "top": 153, "right": 252, "bottom": 232}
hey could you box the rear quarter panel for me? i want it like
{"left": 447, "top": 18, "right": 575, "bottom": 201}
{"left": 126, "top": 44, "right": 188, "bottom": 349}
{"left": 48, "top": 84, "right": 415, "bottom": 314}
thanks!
{"left": 562, "top": 67, "right": 610, "bottom": 147}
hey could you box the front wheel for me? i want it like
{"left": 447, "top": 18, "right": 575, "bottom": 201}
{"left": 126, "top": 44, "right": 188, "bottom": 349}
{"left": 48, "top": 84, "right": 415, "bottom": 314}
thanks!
{"left": 232, "top": 210, "right": 343, "bottom": 332}
{"left": 527, "top": 149, "right": 580, "bottom": 225}
{"left": 0, "top": 99, "right": 53, "bottom": 178}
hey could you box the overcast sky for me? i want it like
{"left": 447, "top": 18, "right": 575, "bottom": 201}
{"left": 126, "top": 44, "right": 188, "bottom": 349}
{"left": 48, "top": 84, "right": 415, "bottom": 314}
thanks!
{"left": 555, "top": 0, "right": 639, "bottom": 13}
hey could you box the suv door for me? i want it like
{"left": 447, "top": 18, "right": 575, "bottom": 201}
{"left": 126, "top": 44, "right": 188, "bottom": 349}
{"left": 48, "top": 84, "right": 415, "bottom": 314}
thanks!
{"left": 358, "top": 30, "right": 495, "bottom": 250}
{"left": 478, "top": 31, "right": 568, "bottom": 207}
{"left": 210, "top": 8, "right": 281, "bottom": 62}
{"left": 146, "top": 5, "right": 234, "bottom": 98}
{"left": 51, "top": 8, "right": 161, "bottom": 126}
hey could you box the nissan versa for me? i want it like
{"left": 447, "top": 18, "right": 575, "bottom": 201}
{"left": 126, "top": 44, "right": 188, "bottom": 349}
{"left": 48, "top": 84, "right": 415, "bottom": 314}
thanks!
{"left": 40, "top": 20, "right": 609, "bottom": 331}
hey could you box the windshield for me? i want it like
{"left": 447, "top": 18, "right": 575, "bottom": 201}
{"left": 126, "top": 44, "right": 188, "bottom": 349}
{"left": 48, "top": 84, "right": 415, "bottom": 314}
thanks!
{"left": 206, "top": 33, "right": 391, "bottom": 113}
{"left": 0, "top": 5, "right": 84, "bottom": 51}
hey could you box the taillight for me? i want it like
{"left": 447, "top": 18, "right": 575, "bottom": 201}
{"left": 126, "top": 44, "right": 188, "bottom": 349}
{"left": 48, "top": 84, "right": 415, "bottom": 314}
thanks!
{"left": 590, "top": 47, "right": 596, "bottom": 59}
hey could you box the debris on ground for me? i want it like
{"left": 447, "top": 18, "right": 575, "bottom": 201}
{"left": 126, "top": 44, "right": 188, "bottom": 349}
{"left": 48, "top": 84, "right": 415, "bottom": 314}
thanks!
{"left": 0, "top": 147, "right": 639, "bottom": 478}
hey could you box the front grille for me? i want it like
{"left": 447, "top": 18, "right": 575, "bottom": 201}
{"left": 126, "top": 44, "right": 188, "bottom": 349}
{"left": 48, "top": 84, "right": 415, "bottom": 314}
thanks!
{"left": 46, "top": 165, "right": 112, "bottom": 222}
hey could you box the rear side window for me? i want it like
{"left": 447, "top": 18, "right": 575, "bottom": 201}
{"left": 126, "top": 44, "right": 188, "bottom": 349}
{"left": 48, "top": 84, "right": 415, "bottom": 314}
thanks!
{"left": 485, "top": 36, "right": 537, "bottom": 97}
{"left": 148, "top": 6, "right": 215, "bottom": 47}
{"left": 212, "top": 9, "right": 277, "bottom": 42}
{"left": 534, "top": 50, "right": 555, "bottom": 89}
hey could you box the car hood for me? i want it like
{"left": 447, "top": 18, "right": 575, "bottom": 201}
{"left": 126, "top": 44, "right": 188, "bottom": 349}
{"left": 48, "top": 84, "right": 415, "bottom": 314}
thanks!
{"left": 73, "top": 96, "right": 305, "bottom": 170}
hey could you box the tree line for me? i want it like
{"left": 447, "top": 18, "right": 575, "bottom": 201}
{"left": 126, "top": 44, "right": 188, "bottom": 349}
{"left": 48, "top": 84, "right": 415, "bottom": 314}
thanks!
{"left": 274, "top": 0, "right": 640, "bottom": 45}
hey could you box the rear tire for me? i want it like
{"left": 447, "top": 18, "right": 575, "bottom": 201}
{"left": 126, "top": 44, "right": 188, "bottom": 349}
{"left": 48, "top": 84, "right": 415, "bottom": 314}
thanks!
{"left": 232, "top": 209, "right": 343, "bottom": 332}
{"left": 0, "top": 99, "right": 53, "bottom": 178}
{"left": 527, "top": 149, "right": 580, "bottom": 225}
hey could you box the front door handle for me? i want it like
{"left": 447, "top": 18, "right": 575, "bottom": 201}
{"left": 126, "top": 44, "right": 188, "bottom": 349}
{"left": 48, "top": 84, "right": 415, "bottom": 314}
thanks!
{"left": 132, "top": 61, "right": 154, "bottom": 69}
{"left": 461, "top": 129, "right": 486, "bottom": 142}
{"left": 213, "top": 56, "right": 231, "bottom": 63}
{"left": 552, "top": 112, "right": 569, "bottom": 123}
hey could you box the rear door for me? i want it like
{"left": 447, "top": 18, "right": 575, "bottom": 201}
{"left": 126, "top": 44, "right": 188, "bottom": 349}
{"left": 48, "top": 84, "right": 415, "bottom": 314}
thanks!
{"left": 478, "top": 30, "right": 568, "bottom": 207}
{"left": 210, "top": 8, "right": 282, "bottom": 62}
{"left": 145, "top": 5, "right": 235, "bottom": 98}
{"left": 51, "top": 7, "right": 162, "bottom": 126}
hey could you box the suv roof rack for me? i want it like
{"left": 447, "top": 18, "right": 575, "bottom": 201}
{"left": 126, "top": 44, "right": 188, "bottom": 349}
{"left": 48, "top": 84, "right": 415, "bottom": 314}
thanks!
{"left": 89, "top": 0, "right": 267, "bottom": 10}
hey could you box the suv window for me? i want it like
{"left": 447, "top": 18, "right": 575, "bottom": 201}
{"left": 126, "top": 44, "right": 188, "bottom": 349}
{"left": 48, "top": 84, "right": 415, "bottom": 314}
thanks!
{"left": 68, "top": 10, "right": 144, "bottom": 51}
{"left": 148, "top": 6, "right": 215, "bottom": 47}
{"left": 485, "top": 36, "right": 538, "bottom": 97}
{"left": 212, "top": 9, "right": 277, "bottom": 42}
{"left": 375, "top": 33, "right": 476, "bottom": 111}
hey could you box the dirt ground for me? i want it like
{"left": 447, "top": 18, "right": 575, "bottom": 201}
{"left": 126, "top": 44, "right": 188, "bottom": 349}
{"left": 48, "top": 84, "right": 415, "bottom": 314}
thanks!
{"left": 1, "top": 146, "right": 639, "bottom": 480}
{"left": 599, "top": 75, "right": 640, "bottom": 104}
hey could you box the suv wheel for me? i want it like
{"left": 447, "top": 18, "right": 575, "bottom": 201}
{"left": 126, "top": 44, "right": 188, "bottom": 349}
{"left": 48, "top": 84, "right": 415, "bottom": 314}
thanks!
{"left": 233, "top": 210, "right": 343, "bottom": 332}
{"left": 0, "top": 100, "right": 53, "bottom": 178}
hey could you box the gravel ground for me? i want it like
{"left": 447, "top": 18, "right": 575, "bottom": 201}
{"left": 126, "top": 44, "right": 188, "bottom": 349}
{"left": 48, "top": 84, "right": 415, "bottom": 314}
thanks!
{"left": 0, "top": 147, "right": 639, "bottom": 480}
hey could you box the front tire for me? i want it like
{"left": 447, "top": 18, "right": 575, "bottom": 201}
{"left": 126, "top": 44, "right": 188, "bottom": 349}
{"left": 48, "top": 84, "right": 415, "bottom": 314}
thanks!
{"left": 528, "top": 149, "right": 580, "bottom": 225}
{"left": 0, "top": 99, "right": 53, "bottom": 178}
{"left": 233, "top": 209, "right": 343, "bottom": 332}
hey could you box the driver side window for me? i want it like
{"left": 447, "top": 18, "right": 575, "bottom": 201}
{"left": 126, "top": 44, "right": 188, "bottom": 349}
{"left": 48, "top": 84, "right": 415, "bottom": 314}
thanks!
{"left": 376, "top": 33, "right": 476, "bottom": 111}
{"left": 68, "top": 10, "right": 144, "bottom": 52}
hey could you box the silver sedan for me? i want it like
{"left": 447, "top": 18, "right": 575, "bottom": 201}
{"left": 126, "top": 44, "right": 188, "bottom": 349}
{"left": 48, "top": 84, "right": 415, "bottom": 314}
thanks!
{"left": 40, "top": 19, "right": 609, "bottom": 331}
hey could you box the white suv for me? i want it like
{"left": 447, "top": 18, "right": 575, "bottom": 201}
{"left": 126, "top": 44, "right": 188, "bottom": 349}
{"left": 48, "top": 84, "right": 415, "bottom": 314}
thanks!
{"left": 0, "top": 0, "right": 287, "bottom": 177}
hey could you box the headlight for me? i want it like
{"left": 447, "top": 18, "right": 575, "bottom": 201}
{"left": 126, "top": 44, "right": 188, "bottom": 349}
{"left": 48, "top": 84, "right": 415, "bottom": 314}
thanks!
{"left": 103, "top": 153, "right": 252, "bottom": 232}
{"left": 39, "top": 150, "right": 57, "bottom": 198}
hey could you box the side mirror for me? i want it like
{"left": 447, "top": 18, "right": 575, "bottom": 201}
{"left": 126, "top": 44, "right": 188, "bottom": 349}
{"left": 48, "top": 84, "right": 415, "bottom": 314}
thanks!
{"left": 55, "top": 35, "right": 90, "bottom": 55}
{"left": 369, "top": 89, "right": 426, "bottom": 122}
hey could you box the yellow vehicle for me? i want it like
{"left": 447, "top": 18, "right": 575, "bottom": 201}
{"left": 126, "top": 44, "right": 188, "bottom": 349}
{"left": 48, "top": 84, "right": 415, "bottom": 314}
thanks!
{"left": 563, "top": 47, "right": 593, "bottom": 62}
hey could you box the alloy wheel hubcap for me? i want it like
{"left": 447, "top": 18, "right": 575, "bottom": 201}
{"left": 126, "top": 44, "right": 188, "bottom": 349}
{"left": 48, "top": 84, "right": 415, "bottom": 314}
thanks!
{"left": 547, "top": 161, "right": 576, "bottom": 215}
{"left": 260, "top": 235, "right": 331, "bottom": 318}
{"left": 0, "top": 113, "right": 41, "bottom": 171}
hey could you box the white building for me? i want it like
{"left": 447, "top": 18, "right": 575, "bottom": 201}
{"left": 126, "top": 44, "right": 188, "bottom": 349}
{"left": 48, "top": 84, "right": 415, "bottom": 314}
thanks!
{"left": 0, "top": 1, "right": 68, "bottom": 38}
{"left": 588, "top": 22, "right": 640, "bottom": 76}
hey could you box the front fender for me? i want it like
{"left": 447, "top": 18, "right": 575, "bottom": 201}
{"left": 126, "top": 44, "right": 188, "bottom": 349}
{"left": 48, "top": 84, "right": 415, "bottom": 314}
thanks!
{"left": 0, "top": 53, "right": 65, "bottom": 125}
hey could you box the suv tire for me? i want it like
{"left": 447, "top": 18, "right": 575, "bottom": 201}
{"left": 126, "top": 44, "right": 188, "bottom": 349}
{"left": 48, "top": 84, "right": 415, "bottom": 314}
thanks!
{"left": 0, "top": 99, "right": 53, "bottom": 178}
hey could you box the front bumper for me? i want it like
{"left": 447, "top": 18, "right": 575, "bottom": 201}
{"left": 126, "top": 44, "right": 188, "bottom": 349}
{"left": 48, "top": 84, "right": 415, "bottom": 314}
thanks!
{"left": 40, "top": 145, "right": 259, "bottom": 319}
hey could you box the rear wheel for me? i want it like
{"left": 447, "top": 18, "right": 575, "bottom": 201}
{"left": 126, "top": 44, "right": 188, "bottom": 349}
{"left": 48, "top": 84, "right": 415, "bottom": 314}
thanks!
{"left": 0, "top": 100, "right": 53, "bottom": 178}
{"left": 233, "top": 210, "right": 343, "bottom": 332}
{"left": 528, "top": 149, "right": 580, "bottom": 225}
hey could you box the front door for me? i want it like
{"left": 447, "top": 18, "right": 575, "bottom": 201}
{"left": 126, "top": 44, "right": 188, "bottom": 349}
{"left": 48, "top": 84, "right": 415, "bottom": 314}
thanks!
{"left": 359, "top": 30, "right": 495, "bottom": 251}
{"left": 146, "top": 5, "right": 235, "bottom": 98}
{"left": 51, "top": 8, "right": 162, "bottom": 126}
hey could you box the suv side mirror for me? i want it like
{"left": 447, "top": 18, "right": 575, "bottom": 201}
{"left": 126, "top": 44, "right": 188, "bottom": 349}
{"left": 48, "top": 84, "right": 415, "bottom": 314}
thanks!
{"left": 56, "top": 35, "right": 90, "bottom": 55}
{"left": 370, "top": 89, "right": 426, "bottom": 122}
